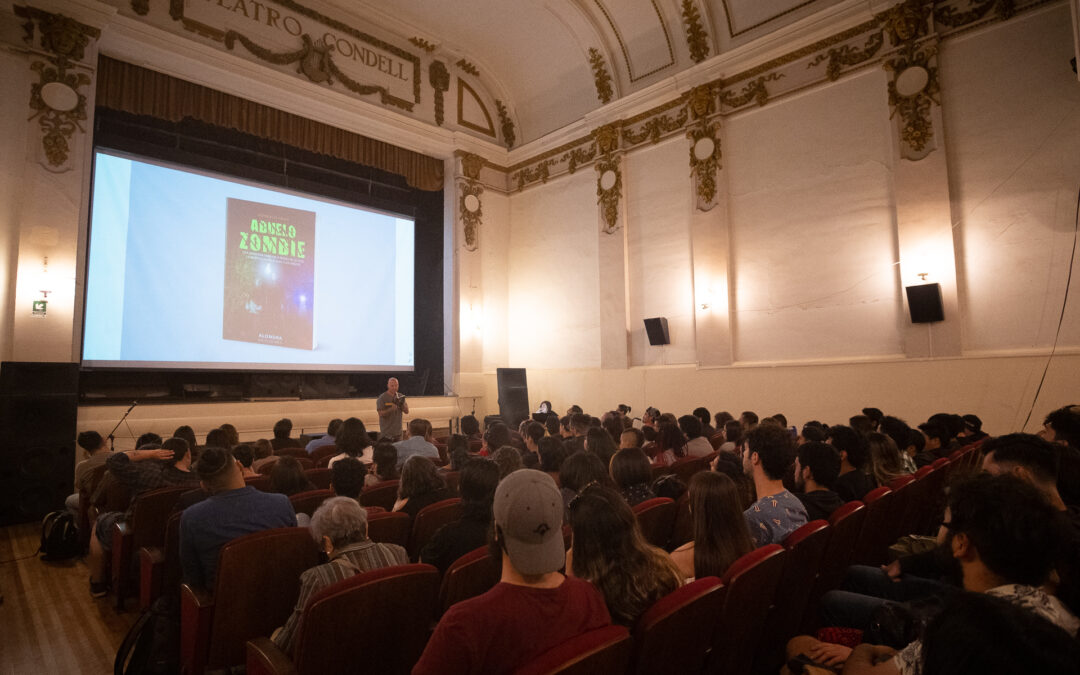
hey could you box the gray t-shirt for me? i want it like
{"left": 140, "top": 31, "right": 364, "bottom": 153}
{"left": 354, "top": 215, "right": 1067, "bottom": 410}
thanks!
{"left": 376, "top": 391, "right": 403, "bottom": 439}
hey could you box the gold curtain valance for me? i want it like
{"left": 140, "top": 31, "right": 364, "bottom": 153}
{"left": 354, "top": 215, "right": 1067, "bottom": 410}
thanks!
{"left": 95, "top": 57, "right": 444, "bottom": 191}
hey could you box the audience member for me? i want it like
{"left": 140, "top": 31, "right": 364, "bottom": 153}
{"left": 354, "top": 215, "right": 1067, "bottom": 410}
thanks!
{"left": 460, "top": 414, "right": 482, "bottom": 440}
{"left": 609, "top": 448, "right": 656, "bottom": 506}
{"left": 585, "top": 426, "right": 618, "bottom": 467}
{"left": 327, "top": 417, "right": 373, "bottom": 468}
{"left": 711, "top": 451, "right": 754, "bottom": 509}
{"left": 544, "top": 413, "right": 561, "bottom": 438}
{"left": 740, "top": 411, "right": 759, "bottom": 432}
{"left": 305, "top": 418, "right": 341, "bottom": 454}
{"left": 653, "top": 422, "right": 687, "bottom": 466}
{"left": 794, "top": 441, "right": 844, "bottom": 521}
{"left": 205, "top": 428, "right": 231, "bottom": 451}
{"left": 565, "top": 413, "right": 589, "bottom": 455}
{"left": 393, "top": 455, "right": 451, "bottom": 520}
{"left": 172, "top": 426, "right": 198, "bottom": 457}
{"left": 671, "top": 472, "right": 754, "bottom": 580}
{"left": 693, "top": 407, "right": 716, "bottom": 439}
{"left": 269, "top": 456, "right": 315, "bottom": 496}
{"left": 956, "top": 414, "right": 988, "bottom": 447}
{"left": 559, "top": 451, "right": 613, "bottom": 515}
{"left": 420, "top": 458, "right": 500, "bottom": 573}
{"left": 231, "top": 443, "right": 258, "bottom": 478}
{"left": 87, "top": 437, "right": 199, "bottom": 597}
{"left": 850, "top": 414, "right": 874, "bottom": 438}
{"left": 880, "top": 416, "right": 918, "bottom": 473}
{"left": 180, "top": 446, "right": 296, "bottom": 590}
{"left": 329, "top": 457, "right": 366, "bottom": 500}
{"left": 620, "top": 427, "right": 645, "bottom": 449}
{"left": 921, "top": 591, "right": 1080, "bottom": 675}
{"left": 538, "top": 436, "right": 567, "bottom": 473}
{"left": 600, "top": 411, "right": 623, "bottom": 445}
{"left": 65, "top": 431, "right": 112, "bottom": 515}
{"left": 492, "top": 445, "right": 523, "bottom": 479}
{"left": 251, "top": 438, "right": 275, "bottom": 472}
{"left": 219, "top": 423, "right": 240, "bottom": 449}
{"left": 743, "top": 424, "right": 807, "bottom": 547}
{"left": 414, "top": 470, "right": 610, "bottom": 675}
{"left": 642, "top": 406, "right": 661, "bottom": 430}
{"left": 679, "top": 414, "right": 713, "bottom": 458}
{"left": 862, "top": 407, "right": 884, "bottom": 432}
{"left": 714, "top": 411, "right": 734, "bottom": 430}
{"left": 270, "top": 418, "right": 301, "bottom": 450}
{"left": 828, "top": 424, "right": 874, "bottom": 502}
{"left": 720, "top": 420, "right": 742, "bottom": 454}
{"left": 798, "top": 421, "right": 828, "bottom": 446}
{"left": 271, "top": 497, "right": 408, "bottom": 655}
{"left": 135, "top": 432, "right": 163, "bottom": 449}
{"left": 393, "top": 418, "right": 441, "bottom": 467}
{"left": 567, "top": 484, "right": 682, "bottom": 625}
{"left": 790, "top": 474, "right": 1078, "bottom": 674}
{"left": 481, "top": 422, "right": 511, "bottom": 457}
{"left": 916, "top": 421, "right": 951, "bottom": 467}
{"left": 522, "top": 421, "right": 545, "bottom": 460}
{"left": 868, "top": 432, "right": 911, "bottom": 487}
{"left": 1040, "top": 404, "right": 1080, "bottom": 508}
{"left": 365, "top": 441, "right": 399, "bottom": 487}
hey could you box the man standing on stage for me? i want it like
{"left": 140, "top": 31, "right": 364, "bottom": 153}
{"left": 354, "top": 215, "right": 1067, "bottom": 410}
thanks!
{"left": 376, "top": 377, "right": 409, "bottom": 441}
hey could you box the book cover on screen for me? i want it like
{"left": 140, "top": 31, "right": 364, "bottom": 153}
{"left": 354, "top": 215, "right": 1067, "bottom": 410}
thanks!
{"left": 223, "top": 198, "right": 316, "bottom": 350}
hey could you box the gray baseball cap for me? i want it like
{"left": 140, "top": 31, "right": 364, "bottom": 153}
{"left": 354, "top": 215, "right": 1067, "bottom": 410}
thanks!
{"left": 493, "top": 469, "right": 564, "bottom": 576}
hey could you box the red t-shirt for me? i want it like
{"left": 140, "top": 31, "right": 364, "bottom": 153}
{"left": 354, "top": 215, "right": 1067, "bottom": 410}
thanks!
{"left": 412, "top": 577, "right": 611, "bottom": 675}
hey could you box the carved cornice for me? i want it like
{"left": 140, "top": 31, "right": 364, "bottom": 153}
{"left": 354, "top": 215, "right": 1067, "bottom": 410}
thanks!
{"left": 489, "top": 0, "right": 1044, "bottom": 192}
{"left": 588, "top": 48, "right": 614, "bottom": 105}
{"left": 14, "top": 5, "right": 101, "bottom": 62}
{"left": 681, "top": 0, "right": 710, "bottom": 64}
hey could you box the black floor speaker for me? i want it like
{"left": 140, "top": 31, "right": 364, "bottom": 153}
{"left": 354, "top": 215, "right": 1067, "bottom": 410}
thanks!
{"left": 0, "top": 362, "right": 79, "bottom": 526}
{"left": 496, "top": 368, "right": 529, "bottom": 432}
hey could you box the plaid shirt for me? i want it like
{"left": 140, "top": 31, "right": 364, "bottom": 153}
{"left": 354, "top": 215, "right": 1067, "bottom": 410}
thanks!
{"left": 104, "top": 452, "right": 200, "bottom": 517}
{"left": 273, "top": 539, "right": 409, "bottom": 655}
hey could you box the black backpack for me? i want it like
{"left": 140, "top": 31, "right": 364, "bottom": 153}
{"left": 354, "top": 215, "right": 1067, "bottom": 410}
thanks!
{"left": 114, "top": 595, "right": 181, "bottom": 675}
{"left": 39, "top": 510, "right": 81, "bottom": 561}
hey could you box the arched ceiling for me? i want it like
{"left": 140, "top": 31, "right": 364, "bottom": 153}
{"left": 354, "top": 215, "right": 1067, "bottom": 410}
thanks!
{"left": 324, "top": 0, "right": 846, "bottom": 144}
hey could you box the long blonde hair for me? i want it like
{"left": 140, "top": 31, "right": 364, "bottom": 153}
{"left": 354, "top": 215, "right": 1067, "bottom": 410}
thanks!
{"left": 569, "top": 485, "right": 682, "bottom": 625}
{"left": 868, "top": 432, "right": 908, "bottom": 487}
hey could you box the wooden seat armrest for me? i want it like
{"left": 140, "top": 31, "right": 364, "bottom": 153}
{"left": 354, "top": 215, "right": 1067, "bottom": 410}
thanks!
{"left": 181, "top": 583, "right": 215, "bottom": 675}
{"left": 246, "top": 637, "right": 298, "bottom": 675}
{"left": 138, "top": 546, "right": 165, "bottom": 611}
{"left": 111, "top": 521, "right": 134, "bottom": 592}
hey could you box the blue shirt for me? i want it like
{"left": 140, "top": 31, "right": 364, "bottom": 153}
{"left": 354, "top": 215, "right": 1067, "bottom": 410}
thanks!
{"left": 305, "top": 434, "right": 336, "bottom": 454}
{"left": 393, "top": 435, "right": 440, "bottom": 467}
{"left": 744, "top": 489, "right": 808, "bottom": 548}
{"left": 179, "top": 486, "right": 297, "bottom": 589}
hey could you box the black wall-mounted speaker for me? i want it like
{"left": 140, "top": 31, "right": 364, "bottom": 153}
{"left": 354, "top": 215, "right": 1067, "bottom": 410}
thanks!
{"left": 496, "top": 368, "right": 529, "bottom": 431}
{"left": 0, "top": 362, "right": 79, "bottom": 526}
{"left": 644, "top": 317, "right": 670, "bottom": 346}
{"left": 905, "top": 283, "right": 945, "bottom": 324}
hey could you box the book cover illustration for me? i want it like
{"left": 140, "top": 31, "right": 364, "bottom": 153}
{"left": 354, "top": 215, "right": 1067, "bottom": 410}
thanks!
{"left": 223, "top": 198, "right": 316, "bottom": 350}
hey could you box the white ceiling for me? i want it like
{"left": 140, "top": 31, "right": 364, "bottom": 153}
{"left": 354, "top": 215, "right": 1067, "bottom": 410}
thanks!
{"left": 323, "top": 0, "right": 845, "bottom": 143}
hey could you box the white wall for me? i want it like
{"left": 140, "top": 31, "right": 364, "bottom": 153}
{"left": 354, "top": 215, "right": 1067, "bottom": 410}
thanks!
{"left": 942, "top": 6, "right": 1080, "bottom": 353}
{"left": 0, "top": 50, "right": 28, "bottom": 362}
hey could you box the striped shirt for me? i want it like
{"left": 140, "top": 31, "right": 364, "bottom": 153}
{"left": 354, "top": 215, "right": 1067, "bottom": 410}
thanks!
{"left": 272, "top": 539, "right": 409, "bottom": 655}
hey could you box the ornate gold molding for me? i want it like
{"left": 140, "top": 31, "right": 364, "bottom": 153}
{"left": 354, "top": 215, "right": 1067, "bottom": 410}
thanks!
{"left": 15, "top": 6, "right": 99, "bottom": 170}
{"left": 588, "top": 48, "right": 614, "bottom": 105}
{"left": 460, "top": 153, "right": 484, "bottom": 181}
{"left": 595, "top": 156, "right": 622, "bottom": 234}
{"left": 880, "top": 0, "right": 934, "bottom": 45}
{"left": 806, "top": 30, "right": 884, "bottom": 81}
{"left": 14, "top": 5, "right": 100, "bottom": 61}
{"left": 885, "top": 43, "right": 940, "bottom": 158}
{"left": 687, "top": 121, "right": 721, "bottom": 209}
{"left": 430, "top": 60, "right": 449, "bottom": 126}
{"left": 459, "top": 181, "right": 483, "bottom": 251}
{"left": 719, "top": 73, "right": 783, "bottom": 109}
{"left": 409, "top": 36, "right": 437, "bottom": 52}
{"left": 681, "top": 0, "right": 710, "bottom": 64}
{"left": 496, "top": 100, "right": 516, "bottom": 149}
{"left": 935, "top": 0, "right": 1014, "bottom": 27}
{"left": 456, "top": 59, "right": 479, "bottom": 77}
{"left": 29, "top": 60, "right": 91, "bottom": 168}
{"left": 622, "top": 106, "right": 688, "bottom": 145}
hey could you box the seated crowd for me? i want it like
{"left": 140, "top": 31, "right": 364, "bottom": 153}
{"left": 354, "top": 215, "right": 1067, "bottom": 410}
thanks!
{"left": 69, "top": 401, "right": 1080, "bottom": 673}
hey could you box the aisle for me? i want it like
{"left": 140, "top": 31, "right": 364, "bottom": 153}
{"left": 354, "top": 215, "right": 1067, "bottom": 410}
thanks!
{"left": 0, "top": 522, "right": 137, "bottom": 675}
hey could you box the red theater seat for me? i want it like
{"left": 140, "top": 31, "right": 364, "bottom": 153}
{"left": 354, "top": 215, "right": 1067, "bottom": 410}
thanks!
{"left": 246, "top": 563, "right": 440, "bottom": 675}
{"left": 631, "top": 576, "right": 725, "bottom": 675}
{"left": 366, "top": 511, "right": 411, "bottom": 549}
{"left": 111, "top": 485, "right": 190, "bottom": 610}
{"left": 706, "top": 544, "right": 787, "bottom": 675}
{"left": 513, "top": 625, "right": 632, "bottom": 675}
{"left": 180, "top": 528, "right": 320, "bottom": 675}
{"left": 801, "top": 501, "right": 866, "bottom": 633}
{"left": 439, "top": 545, "right": 500, "bottom": 615}
{"left": 631, "top": 497, "right": 676, "bottom": 549}
{"left": 359, "top": 479, "right": 400, "bottom": 511}
{"left": 288, "top": 489, "right": 334, "bottom": 517}
{"left": 851, "top": 486, "right": 895, "bottom": 567}
{"left": 138, "top": 510, "right": 181, "bottom": 610}
{"left": 408, "top": 498, "right": 463, "bottom": 561}
{"left": 304, "top": 467, "right": 331, "bottom": 490}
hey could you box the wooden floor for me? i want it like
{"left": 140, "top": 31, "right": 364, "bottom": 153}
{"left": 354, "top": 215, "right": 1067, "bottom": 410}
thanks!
{"left": 0, "top": 522, "right": 137, "bottom": 675}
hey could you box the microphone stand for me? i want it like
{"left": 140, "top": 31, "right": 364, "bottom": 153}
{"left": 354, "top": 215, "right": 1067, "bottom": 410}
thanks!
{"left": 108, "top": 401, "right": 138, "bottom": 451}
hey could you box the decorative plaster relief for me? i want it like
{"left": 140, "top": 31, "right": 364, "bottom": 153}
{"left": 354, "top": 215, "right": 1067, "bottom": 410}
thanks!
{"left": 596, "top": 156, "right": 623, "bottom": 234}
{"left": 14, "top": 6, "right": 100, "bottom": 171}
{"left": 588, "top": 47, "right": 615, "bottom": 104}
{"left": 885, "top": 42, "right": 941, "bottom": 159}
{"left": 681, "top": 0, "right": 711, "bottom": 63}
{"left": 429, "top": 60, "right": 449, "bottom": 125}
